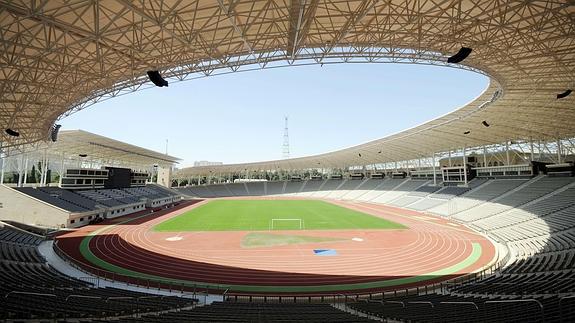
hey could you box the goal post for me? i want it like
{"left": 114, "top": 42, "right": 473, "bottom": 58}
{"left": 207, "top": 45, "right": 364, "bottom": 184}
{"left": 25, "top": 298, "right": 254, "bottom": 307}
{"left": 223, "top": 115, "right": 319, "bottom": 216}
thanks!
{"left": 269, "top": 218, "right": 304, "bottom": 230}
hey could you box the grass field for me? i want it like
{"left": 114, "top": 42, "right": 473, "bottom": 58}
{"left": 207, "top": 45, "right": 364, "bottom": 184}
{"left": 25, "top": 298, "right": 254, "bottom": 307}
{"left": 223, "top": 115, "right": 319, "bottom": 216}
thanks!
{"left": 153, "top": 200, "right": 406, "bottom": 232}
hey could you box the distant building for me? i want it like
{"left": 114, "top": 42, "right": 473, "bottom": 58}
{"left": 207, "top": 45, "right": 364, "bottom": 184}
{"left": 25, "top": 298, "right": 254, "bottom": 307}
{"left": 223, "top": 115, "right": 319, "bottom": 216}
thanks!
{"left": 194, "top": 161, "right": 223, "bottom": 167}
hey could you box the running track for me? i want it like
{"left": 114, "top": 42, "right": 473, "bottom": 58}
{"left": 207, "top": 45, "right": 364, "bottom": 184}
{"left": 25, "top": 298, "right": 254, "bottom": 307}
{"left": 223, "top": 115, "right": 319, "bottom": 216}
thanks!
{"left": 56, "top": 199, "right": 496, "bottom": 295}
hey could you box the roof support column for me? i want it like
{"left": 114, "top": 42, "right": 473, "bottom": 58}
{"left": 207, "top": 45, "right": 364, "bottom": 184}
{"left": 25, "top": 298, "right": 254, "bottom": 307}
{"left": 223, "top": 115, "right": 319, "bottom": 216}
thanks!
{"left": 448, "top": 150, "right": 452, "bottom": 167}
{"left": 60, "top": 153, "right": 65, "bottom": 183}
{"left": 483, "top": 145, "right": 487, "bottom": 167}
{"left": 462, "top": 146, "right": 467, "bottom": 186}
{"left": 557, "top": 139, "right": 562, "bottom": 164}
{"left": 40, "top": 155, "right": 46, "bottom": 186}
{"left": 432, "top": 153, "right": 437, "bottom": 186}
{"left": 42, "top": 149, "right": 49, "bottom": 186}
{"left": 39, "top": 156, "right": 45, "bottom": 186}
{"left": 0, "top": 143, "right": 5, "bottom": 185}
{"left": 505, "top": 141, "right": 510, "bottom": 166}
{"left": 530, "top": 139, "right": 534, "bottom": 161}
{"left": 24, "top": 157, "right": 30, "bottom": 186}
{"left": 538, "top": 140, "right": 542, "bottom": 160}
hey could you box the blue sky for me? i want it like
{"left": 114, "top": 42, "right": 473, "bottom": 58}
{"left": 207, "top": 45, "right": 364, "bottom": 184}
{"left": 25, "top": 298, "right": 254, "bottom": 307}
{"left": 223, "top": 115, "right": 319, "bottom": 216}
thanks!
{"left": 60, "top": 63, "right": 488, "bottom": 167}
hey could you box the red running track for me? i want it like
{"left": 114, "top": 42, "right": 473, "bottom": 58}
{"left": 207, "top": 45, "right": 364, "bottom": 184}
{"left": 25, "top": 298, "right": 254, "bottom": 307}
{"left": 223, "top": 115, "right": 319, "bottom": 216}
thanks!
{"left": 56, "top": 199, "right": 496, "bottom": 295}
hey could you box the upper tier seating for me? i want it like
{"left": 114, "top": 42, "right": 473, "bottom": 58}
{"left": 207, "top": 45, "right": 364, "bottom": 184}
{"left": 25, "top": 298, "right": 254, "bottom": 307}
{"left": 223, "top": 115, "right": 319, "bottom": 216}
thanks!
{"left": 14, "top": 185, "right": 178, "bottom": 215}
{"left": 298, "top": 179, "right": 326, "bottom": 194}
{"left": 14, "top": 187, "right": 92, "bottom": 212}
{"left": 124, "top": 185, "right": 178, "bottom": 199}
{"left": 184, "top": 185, "right": 216, "bottom": 198}
{"left": 266, "top": 181, "right": 285, "bottom": 195}
{"left": 76, "top": 190, "right": 126, "bottom": 207}
{"left": 329, "top": 178, "right": 368, "bottom": 199}
{"left": 203, "top": 184, "right": 231, "bottom": 197}
{"left": 245, "top": 182, "right": 266, "bottom": 195}
{"left": 428, "top": 179, "right": 529, "bottom": 216}
{"left": 283, "top": 180, "right": 306, "bottom": 194}
{"left": 409, "top": 184, "right": 443, "bottom": 196}
{"left": 226, "top": 183, "right": 250, "bottom": 196}
{"left": 342, "top": 178, "right": 387, "bottom": 200}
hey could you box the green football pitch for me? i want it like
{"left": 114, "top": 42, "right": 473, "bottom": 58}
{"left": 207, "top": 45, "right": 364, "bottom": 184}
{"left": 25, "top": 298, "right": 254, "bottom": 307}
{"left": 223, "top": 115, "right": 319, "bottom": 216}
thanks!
{"left": 153, "top": 199, "right": 406, "bottom": 232}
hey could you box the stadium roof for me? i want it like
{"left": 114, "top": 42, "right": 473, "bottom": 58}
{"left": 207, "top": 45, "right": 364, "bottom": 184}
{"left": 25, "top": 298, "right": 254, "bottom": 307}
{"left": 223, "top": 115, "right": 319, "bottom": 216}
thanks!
{"left": 1, "top": 1, "right": 574, "bottom": 175}
{"left": 8, "top": 130, "right": 180, "bottom": 168}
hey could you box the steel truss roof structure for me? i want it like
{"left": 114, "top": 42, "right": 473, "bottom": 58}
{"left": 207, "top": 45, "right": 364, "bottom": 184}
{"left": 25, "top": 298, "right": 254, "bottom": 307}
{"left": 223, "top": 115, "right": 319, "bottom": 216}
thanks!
{"left": 3, "top": 130, "right": 180, "bottom": 169}
{"left": 1, "top": 1, "right": 574, "bottom": 176}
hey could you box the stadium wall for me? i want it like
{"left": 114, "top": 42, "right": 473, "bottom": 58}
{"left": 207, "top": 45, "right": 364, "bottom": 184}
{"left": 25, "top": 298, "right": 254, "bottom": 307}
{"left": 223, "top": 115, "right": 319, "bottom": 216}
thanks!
{"left": 0, "top": 185, "right": 72, "bottom": 228}
{"left": 157, "top": 166, "right": 172, "bottom": 188}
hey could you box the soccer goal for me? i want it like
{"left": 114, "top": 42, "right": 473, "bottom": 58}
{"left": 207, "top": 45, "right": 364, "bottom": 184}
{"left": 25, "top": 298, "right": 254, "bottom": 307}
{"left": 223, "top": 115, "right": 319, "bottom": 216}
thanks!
{"left": 269, "top": 218, "right": 304, "bottom": 230}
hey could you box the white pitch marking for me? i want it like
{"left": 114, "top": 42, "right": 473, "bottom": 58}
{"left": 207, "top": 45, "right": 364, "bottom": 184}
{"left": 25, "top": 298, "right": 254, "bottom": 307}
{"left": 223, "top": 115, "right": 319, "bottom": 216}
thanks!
{"left": 352, "top": 237, "right": 364, "bottom": 242}
{"left": 165, "top": 236, "right": 183, "bottom": 241}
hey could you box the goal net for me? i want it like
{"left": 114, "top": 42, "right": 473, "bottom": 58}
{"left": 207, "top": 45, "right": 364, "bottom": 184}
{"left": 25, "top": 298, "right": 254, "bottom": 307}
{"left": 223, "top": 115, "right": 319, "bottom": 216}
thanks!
{"left": 269, "top": 218, "right": 304, "bottom": 230}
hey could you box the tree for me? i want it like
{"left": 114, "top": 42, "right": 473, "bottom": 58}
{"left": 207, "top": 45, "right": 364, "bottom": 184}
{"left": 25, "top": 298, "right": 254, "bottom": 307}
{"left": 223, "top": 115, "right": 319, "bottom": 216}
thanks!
{"left": 46, "top": 169, "right": 52, "bottom": 184}
{"left": 28, "top": 165, "right": 37, "bottom": 183}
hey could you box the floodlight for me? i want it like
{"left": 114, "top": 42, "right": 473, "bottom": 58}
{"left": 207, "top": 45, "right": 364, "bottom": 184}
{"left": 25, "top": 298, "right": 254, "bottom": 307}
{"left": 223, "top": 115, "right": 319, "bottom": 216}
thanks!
{"left": 5, "top": 128, "right": 19, "bottom": 137}
{"left": 50, "top": 124, "right": 62, "bottom": 142}
{"left": 557, "top": 89, "right": 572, "bottom": 99}
{"left": 147, "top": 70, "right": 169, "bottom": 87}
{"left": 447, "top": 47, "right": 472, "bottom": 63}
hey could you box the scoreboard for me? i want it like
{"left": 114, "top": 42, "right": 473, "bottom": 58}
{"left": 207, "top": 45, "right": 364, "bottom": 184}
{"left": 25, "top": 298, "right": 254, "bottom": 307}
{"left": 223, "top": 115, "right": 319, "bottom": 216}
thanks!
{"left": 104, "top": 167, "right": 132, "bottom": 189}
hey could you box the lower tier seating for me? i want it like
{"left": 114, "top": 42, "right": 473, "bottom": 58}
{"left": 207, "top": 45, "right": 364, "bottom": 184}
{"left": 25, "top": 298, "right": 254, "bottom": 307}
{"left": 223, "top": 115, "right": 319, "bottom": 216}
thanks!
{"left": 349, "top": 293, "right": 571, "bottom": 323}
{"left": 90, "top": 302, "right": 376, "bottom": 323}
{"left": 0, "top": 224, "right": 195, "bottom": 320}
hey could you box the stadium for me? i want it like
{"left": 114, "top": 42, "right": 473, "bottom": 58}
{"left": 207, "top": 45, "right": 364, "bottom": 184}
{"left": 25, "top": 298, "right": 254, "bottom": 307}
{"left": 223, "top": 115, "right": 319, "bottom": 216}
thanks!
{"left": 0, "top": 0, "right": 574, "bottom": 322}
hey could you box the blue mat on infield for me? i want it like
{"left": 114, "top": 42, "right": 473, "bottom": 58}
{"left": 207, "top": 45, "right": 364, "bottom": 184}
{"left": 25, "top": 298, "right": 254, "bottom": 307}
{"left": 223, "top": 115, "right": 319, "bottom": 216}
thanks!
{"left": 313, "top": 249, "right": 337, "bottom": 256}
